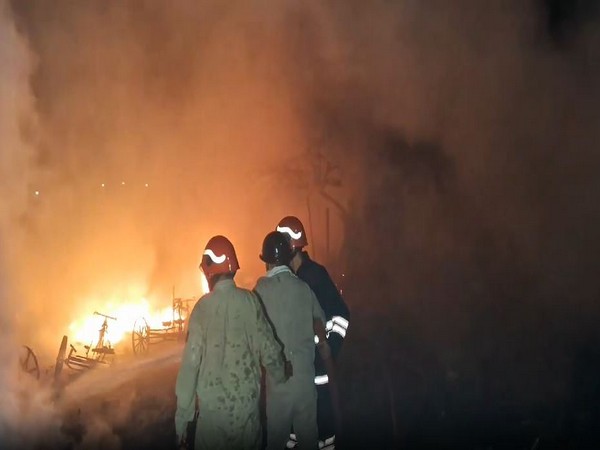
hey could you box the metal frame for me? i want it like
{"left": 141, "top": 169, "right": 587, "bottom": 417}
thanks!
{"left": 19, "top": 345, "right": 40, "bottom": 380}
{"left": 54, "top": 311, "right": 116, "bottom": 378}
{"left": 132, "top": 297, "right": 195, "bottom": 355}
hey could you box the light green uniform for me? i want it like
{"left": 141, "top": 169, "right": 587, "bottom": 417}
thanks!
{"left": 254, "top": 266, "right": 326, "bottom": 450}
{"left": 175, "top": 278, "right": 286, "bottom": 450}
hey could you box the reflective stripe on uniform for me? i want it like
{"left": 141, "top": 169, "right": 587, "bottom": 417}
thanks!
{"left": 332, "top": 316, "right": 348, "bottom": 329}
{"left": 325, "top": 316, "right": 349, "bottom": 339}
{"left": 289, "top": 433, "right": 334, "bottom": 448}
{"left": 330, "top": 323, "right": 346, "bottom": 338}
{"left": 314, "top": 374, "right": 329, "bottom": 385}
{"left": 287, "top": 433, "right": 298, "bottom": 448}
{"left": 319, "top": 435, "right": 335, "bottom": 449}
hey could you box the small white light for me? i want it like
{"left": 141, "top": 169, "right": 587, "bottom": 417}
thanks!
{"left": 101, "top": 183, "right": 105, "bottom": 187}
{"left": 34, "top": 191, "right": 39, "bottom": 196}
{"left": 145, "top": 183, "right": 149, "bottom": 187}
{"left": 121, "top": 181, "right": 125, "bottom": 185}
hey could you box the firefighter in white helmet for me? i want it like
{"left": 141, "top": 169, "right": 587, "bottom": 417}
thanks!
{"left": 175, "top": 235, "right": 291, "bottom": 450}
{"left": 254, "top": 231, "right": 332, "bottom": 450}
{"left": 277, "top": 216, "right": 350, "bottom": 450}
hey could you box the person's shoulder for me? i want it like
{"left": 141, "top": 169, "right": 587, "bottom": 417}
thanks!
{"left": 192, "top": 292, "right": 210, "bottom": 310}
{"left": 288, "top": 271, "right": 308, "bottom": 287}
{"left": 188, "top": 293, "right": 210, "bottom": 324}
{"left": 194, "top": 290, "right": 222, "bottom": 316}
{"left": 254, "top": 275, "right": 271, "bottom": 289}
{"left": 232, "top": 286, "right": 264, "bottom": 309}
{"left": 284, "top": 272, "right": 316, "bottom": 298}
{"left": 300, "top": 256, "right": 329, "bottom": 279}
{"left": 231, "top": 285, "right": 255, "bottom": 298}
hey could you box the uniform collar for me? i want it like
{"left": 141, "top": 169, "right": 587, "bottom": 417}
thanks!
{"left": 266, "top": 265, "right": 292, "bottom": 278}
{"left": 212, "top": 278, "right": 236, "bottom": 291}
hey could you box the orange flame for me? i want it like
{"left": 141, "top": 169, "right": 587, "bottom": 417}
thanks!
{"left": 67, "top": 273, "right": 210, "bottom": 348}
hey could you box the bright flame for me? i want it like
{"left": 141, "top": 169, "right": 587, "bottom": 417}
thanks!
{"left": 68, "top": 299, "right": 174, "bottom": 347}
{"left": 68, "top": 276, "right": 209, "bottom": 349}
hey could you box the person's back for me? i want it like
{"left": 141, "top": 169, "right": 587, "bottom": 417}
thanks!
{"left": 175, "top": 236, "right": 287, "bottom": 450}
{"left": 255, "top": 267, "right": 324, "bottom": 388}
{"left": 254, "top": 231, "right": 325, "bottom": 450}
{"left": 195, "top": 280, "right": 282, "bottom": 417}
{"left": 277, "top": 216, "right": 349, "bottom": 449}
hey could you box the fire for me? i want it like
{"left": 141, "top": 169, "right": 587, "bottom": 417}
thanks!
{"left": 68, "top": 273, "right": 210, "bottom": 349}
{"left": 68, "top": 300, "right": 173, "bottom": 347}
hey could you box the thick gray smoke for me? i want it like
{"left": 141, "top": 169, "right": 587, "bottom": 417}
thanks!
{"left": 3, "top": 0, "right": 600, "bottom": 447}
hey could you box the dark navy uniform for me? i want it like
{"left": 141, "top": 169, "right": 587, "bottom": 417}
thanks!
{"left": 294, "top": 251, "right": 350, "bottom": 450}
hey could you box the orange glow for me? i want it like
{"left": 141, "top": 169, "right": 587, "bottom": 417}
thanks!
{"left": 67, "top": 276, "right": 209, "bottom": 348}
{"left": 68, "top": 300, "right": 173, "bottom": 347}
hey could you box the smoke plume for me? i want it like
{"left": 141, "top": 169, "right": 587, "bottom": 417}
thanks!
{"left": 3, "top": 0, "right": 600, "bottom": 447}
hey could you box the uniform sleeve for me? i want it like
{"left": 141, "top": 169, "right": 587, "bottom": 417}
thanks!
{"left": 250, "top": 291, "right": 286, "bottom": 384}
{"left": 310, "top": 287, "right": 326, "bottom": 324}
{"left": 311, "top": 266, "right": 350, "bottom": 360}
{"left": 175, "top": 305, "right": 202, "bottom": 441}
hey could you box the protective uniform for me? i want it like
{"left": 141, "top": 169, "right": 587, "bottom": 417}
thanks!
{"left": 175, "top": 236, "right": 287, "bottom": 450}
{"left": 277, "top": 217, "right": 350, "bottom": 450}
{"left": 254, "top": 234, "right": 325, "bottom": 450}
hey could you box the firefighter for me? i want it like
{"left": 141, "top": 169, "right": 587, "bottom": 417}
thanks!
{"left": 175, "top": 235, "right": 291, "bottom": 450}
{"left": 277, "top": 216, "right": 350, "bottom": 450}
{"left": 254, "top": 231, "right": 331, "bottom": 450}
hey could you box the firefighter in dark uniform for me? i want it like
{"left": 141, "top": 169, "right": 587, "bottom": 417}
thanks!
{"left": 277, "top": 216, "right": 350, "bottom": 450}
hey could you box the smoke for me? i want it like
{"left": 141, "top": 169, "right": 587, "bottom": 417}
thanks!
{"left": 0, "top": 0, "right": 51, "bottom": 445}
{"left": 2, "top": 2, "right": 314, "bottom": 444}
{"left": 3, "top": 0, "right": 600, "bottom": 446}
{"left": 1, "top": 2, "right": 178, "bottom": 448}
{"left": 286, "top": 0, "right": 600, "bottom": 442}
{"left": 4, "top": 1, "right": 314, "bottom": 355}
{"left": 0, "top": 0, "right": 33, "bottom": 321}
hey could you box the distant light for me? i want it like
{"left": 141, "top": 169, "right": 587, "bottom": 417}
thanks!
{"left": 34, "top": 190, "right": 39, "bottom": 196}
{"left": 144, "top": 183, "right": 149, "bottom": 187}
{"left": 121, "top": 181, "right": 125, "bottom": 186}
{"left": 101, "top": 183, "right": 105, "bottom": 188}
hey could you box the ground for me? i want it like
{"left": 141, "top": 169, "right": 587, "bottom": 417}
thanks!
{"left": 17, "top": 328, "right": 600, "bottom": 450}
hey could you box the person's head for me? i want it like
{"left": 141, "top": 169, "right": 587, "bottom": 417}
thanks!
{"left": 259, "top": 231, "right": 293, "bottom": 271}
{"left": 199, "top": 235, "right": 239, "bottom": 291}
{"left": 276, "top": 216, "right": 307, "bottom": 271}
{"left": 276, "top": 216, "right": 308, "bottom": 251}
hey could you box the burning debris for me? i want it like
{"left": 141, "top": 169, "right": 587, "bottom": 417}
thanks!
{"left": 131, "top": 297, "right": 195, "bottom": 356}
{"left": 19, "top": 277, "right": 208, "bottom": 389}
{"left": 11, "top": 295, "right": 198, "bottom": 449}
{"left": 57, "top": 312, "right": 117, "bottom": 376}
